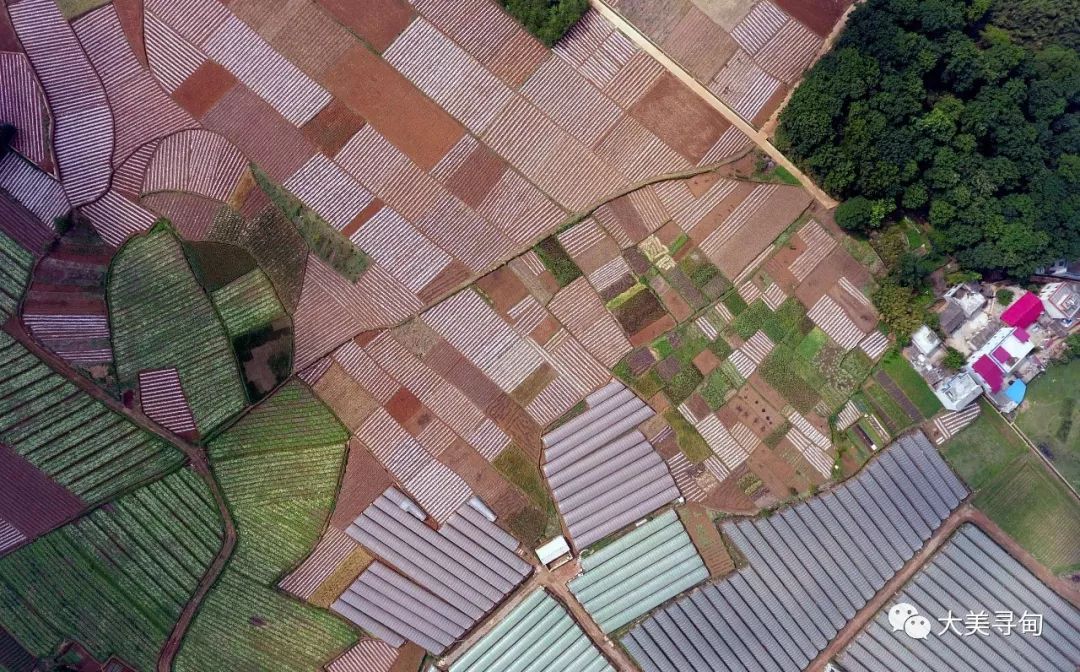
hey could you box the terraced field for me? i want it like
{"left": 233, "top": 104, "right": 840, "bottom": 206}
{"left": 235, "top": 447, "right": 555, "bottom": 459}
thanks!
{"left": 178, "top": 382, "right": 354, "bottom": 671}
{"left": 109, "top": 223, "right": 247, "bottom": 433}
{"left": 0, "top": 470, "right": 222, "bottom": 669}
{"left": 210, "top": 269, "right": 287, "bottom": 339}
{"left": 0, "top": 332, "right": 182, "bottom": 504}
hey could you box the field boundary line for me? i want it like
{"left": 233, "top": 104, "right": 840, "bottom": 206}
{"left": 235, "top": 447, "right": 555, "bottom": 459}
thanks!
{"left": 587, "top": 0, "right": 839, "bottom": 209}
{"left": 996, "top": 405, "right": 1080, "bottom": 503}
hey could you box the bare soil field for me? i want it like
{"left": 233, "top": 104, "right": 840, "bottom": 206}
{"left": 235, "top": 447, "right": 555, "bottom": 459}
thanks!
{"left": 691, "top": 0, "right": 754, "bottom": 31}
{"left": 0, "top": 445, "right": 85, "bottom": 542}
{"left": 661, "top": 6, "right": 738, "bottom": 82}
{"left": 0, "top": 6, "right": 20, "bottom": 51}
{"left": 316, "top": 0, "right": 414, "bottom": 52}
{"left": 631, "top": 73, "right": 731, "bottom": 162}
{"left": 615, "top": 0, "right": 694, "bottom": 42}
{"left": 172, "top": 62, "right": 238, "bottom": 120}
{"left": 793, "top": 246, "right": 868, "bottom": 307}
{"left": 445, "top": 144, "right": 508, "bottom": 208}
{"left": 141, "top": 193, "right": 223, "bottom": 241}
{"left": 323, "top": 44, "right": 464, "bottom": 170}
{"left": 312, "top": 361, "right": 380, "bottom": 432}
{"left": 112, "top": 0, "right": 145, "bottom": 64}
{"left": 718, "top": 385, "right": 784, "bottom": 440}
{"left": 752, "top": 84, "right": 791, "bottom": 126}
{"left": 328, "top": 441, "right": 394, "bottom": 529}
{"left": 774, "top": 0, "right": 852, "bottom": 36}
{"left": 710, "top": 188, "right": 811, "bottom": 278}
{"left": 301, "top": 99, "right": 366, "bottom": 157}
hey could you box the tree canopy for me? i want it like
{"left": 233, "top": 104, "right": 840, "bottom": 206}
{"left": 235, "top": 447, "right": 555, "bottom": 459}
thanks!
{"left": 777, "top": 0, "right": 1080, "bottom": 278}
{"left": 502, "top": 0, "right": 588, "bottom": 47}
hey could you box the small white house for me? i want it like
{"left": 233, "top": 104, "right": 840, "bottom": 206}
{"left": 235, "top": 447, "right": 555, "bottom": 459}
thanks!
{"left": 933, "top": 371, "right": 982, "bottom": 411}
{"left": 912, "top": 325, "right": 941, "bottom": 357}
{"left": 535, "top": 535, "right": 571, "bottom": 568}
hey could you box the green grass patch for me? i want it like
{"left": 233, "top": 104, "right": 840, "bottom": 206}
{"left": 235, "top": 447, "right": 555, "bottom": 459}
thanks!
{"left": 493, "top": 445, "right": 551, "bottom": 510}
{"left": 672, "top": 322, "right": 709, "bottom": 365}
{"left": 722, "top": 292, "right": 748, "bottom": 316}
{"left": 0, "top": 471, "right": 223, "bottom": 670}
{"left": 109, "top": 222, "right": 247, "bottom": 434}
{"left": 730, "top": 300, "right": 771, "bottom": 339}
{"left": 630, "top": 369, "right": 664, "bottom": 399}
{"left": 763, "top": 420, "right": 791, "bottom": 448}
{"left": 533, "top": 236, "right": 582, "bottom": 287}
{"left": 707, "top": 336, "right": 733, "bottom": 360}
{"left": 669, "top": 234, "right": 690, "bottom": 255}
{"left": 862, "top": 380, "right": 912, "bottom": 432}
{"left": 795, "top": 327, "right": 829, "bottom": 362}
{"left": 664, "top": 409, "right": 711, "bottom": 463}
{"left": 1016, "top": 360, "right": 1080, "bottom": 491}
{"left": 252, "top": 166, "right": 369, "bottom": 282}
{"left": 878, "top": 350, "right": 942, "bottom": 418}
{"left": 55, "top": 0, "right": 109, "bottom": 19}
{"left": 771, "top": 165, "right": 801, "bottom": 186}
{"left": 941, "top": 399, "right": 1030, "bottom": 490}
{"left": 651, "top": 337, "right": 674, "bottom": 359}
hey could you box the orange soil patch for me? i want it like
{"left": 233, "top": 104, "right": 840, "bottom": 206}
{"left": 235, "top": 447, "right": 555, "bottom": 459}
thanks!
{"left": 655, "top": 280, "right": 693, "bottom": 322}
{"left": 746, "top": 372, "right": 789, "bottom": 415}
{"left": 770, "top": 438, "right": 819, "bottom": 488}
{"left": 475, "top": 265, "right": 530, "bottom": 314}
{"left": 529, "top": 315, "right": 562, "bottom": 347}
{"left": 340, "top": 199, "right": 383, "bottom": 239}
{"left": 113, "top": 0, "right": 146, "bottom": 66}
{"left": 702, "top": 468, "right": 757, "bottom": 513}
{"left": 774, "top": 0, "right": 852, "bottom": 37}
{"left": 654, "top": 220, "right": 684, "bottom": 247}
{"left": 794, "top": 246, "right": 870, "bottom": 307}
{"left": 828, "top": 282, "right": 877, "bottom": 332}
{"left": 718, "top": 385, "right": 784, "bottom": 440}
{"left": 389, "top": 644, "right": 427, "bottom": 672}
{"left": 438, "top": 440, "right": 524, "bottom": 521}
{"left": 312, "top": 361, "right": 380, "bottom": 432}
{"left": 629, "top": 314, "right": 677, "bottom": 348}
{"left": 329, "top": 440, "right": 394, "bottom": 530}
{"left": 385, "top": 387, "right": 423, "bottom": 426}
{"left": 631, "top": 73, "right": 730, "bottom": 163}
{"left": 445, "top": 144, "right": 507, "bottom": 208}
{"left": 764, "top": 234, "right": 806, "bottom": 291}
{"left": 693, "top": 349, "right": 720, "bottom": 375}
{"left": 301, "top": 98, "right": 365, "bottom": 157}
{"left": 323, "top": 44, "right": 465, "bottom": 170}
{"left": 424, "top": 340, "right": 503, "bottom": 410}
{"left": 752, "top": 83, "right": 791, "bottom": 127}
{"left": 172, "top": 61, "right": 237, "bottom": 120}
{"left": 711, "top": 186, "right": 812, "bottom": 278}
{"left": 746, "top": 445, "right": 805, "bottom": 499}
{"left": 679, "top": 504, "right": 735, "bottom": 578}
{"left": 316, "top": 0, "right": 414, "bottom": 52}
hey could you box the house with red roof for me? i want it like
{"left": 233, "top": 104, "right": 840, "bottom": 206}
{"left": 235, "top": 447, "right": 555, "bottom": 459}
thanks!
{"left": 999, "top": 291, "right": 1043, "bottom": 328}
{"left": 965, "top": 325, "right": 1038, "bottom": 411}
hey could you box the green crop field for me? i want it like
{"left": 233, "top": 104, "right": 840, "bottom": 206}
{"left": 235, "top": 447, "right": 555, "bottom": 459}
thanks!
{"left": 0, "top": 470, "right": 222, "bottom": 669}
{"left": 210, "top": 269, "right": 287, "bottom": 339}
{"left": 109, "top": 223, "right": 247, "bottom": 434}
{"left": 179, "top": 382, "right": 353, "bottom": 671}
{"left": 1016, "top": 360, "right": 1080, "bottom": 491}
{"left": 877, "top": 350, "right": 942, "bottom": 418}
{"left": 175, "top": 568, "right": 355, "bottom": 672}
{"left": 0, "top": 332, "right": 182, "bottom": 504}
{"left": 0, "top": 230, "right": 32, "bottom": 320}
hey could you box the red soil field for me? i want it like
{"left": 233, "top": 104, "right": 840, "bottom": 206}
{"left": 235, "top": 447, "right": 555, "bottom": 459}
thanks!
{"left": 794, "top": 246, "right": 870, "bottom": 307}
{"left": 416, "top": 261, "right": 470, "bottom": 305}
{"left": 173, "top": 61, "right": 238, "bottom": 121}
{"left": 0, "top": 444, "right": 85, "bottom": 543}
{"left": 301, "top": 99, "right": 365, "bottom": 157}
{"left": 323, "top": 44, "right": 465, "bottom": 170}
{"left": 474, "top": 265, "right": 528, "bottom": 313}
{"left": 339, "top": 198, "right": 383, "bottom": 239}
{"left": 112, "top": 0, "right": 146, "bottom": 66}
{"left": 23, "top": 220, "right": 111, "bottom": 316}
{"left": 631, "top": 73, "right": 730, "bottom": 163}
{"left": 329, "top": 440, "right": 394, "bottom": 530}
{"left": 445, "top": 145, "right": 507, "bottom": 209}
{"left": 774, "top": 0, "right": 852, "bottom": 37}
{"left": 763, "top": 235, "right": 806, "bottom": 292}
{"left": 0, "top": 193, "right": 54, "bottom": 257}
{"left": 752, "top": 83, "right": 791, "bottom": 127}
{"left": 0, "top": 6, "right": 20, "bottom": 52}
{"left": 316, "top": 0, "right": 414, "bottom": 53}
{"left": 702, "top": 465, "right": 756, "bottom": 513}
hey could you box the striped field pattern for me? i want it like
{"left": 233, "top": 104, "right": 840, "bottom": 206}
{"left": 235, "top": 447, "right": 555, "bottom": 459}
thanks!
{"left": 0, "top": 52, "right": 50, "bottom": 168}
{"left": 279, "top": 527, "right": 359, "bottom": 600}
{"left": 548, "top": 278, "right": 632, "bottom": 368}
{"left": 836, "top": 400, "right": 862, "bottom": 431}
{"left": 350, "top": 207, "right": 452, "bottom": 293}
{"left": 698, "top": 126, "right": 754, "bottom": 166}
{"left": 696, "top": 315, "right": 719, "bottom": 341}
{"left": 593, "top": 114, "right": 686, "bottom": 182}
{"left": 698, "top": 184, "right": 779, "bottom": 261}
{"left": 557, "top": 218, "right": 609, "bottom": 260}
{"left": 144, "top": 9, "right": 206, "bottom": 93}
{"left": 0, "top": 153, "right": 69, "bottom": 225}
{"left": 0, "top": 519, "right": 26, "bottom": 555}
{"left": 23, "top": 314, "right": 112, "bottom": 365}
{"left": 785, "top": 410, "right": 833, "bottom": 477}
{"left": 138, "top": 368, "right": 197, "bottom": 434}
{"left": 604, "top": 50, "right": 665, "bottom": 108}
{"left": 730, "top": 1, "right": 789, "bottom": 54}
{"left": 933, "top": 405, "right": 981, "bottom": 445}
{"left": 808, "top": 295, "right": 866, "bottom": 350}
{"left": 80, "top": 190, "right": 158, "bottom": 246}
{"left": 589, "top": 256, "right": 633, "bottom": 293}
{"left": 789, "top": 219, "right": 836, "bottom": 280}
{"left": 678, "top": 403, "right": 748, "bottom": 471}
{"left": 521, "top": 56, "right": 622, "bottom": 146}
{"left": 707, "top": 50, "right": 781, "bottom": 122}
{"left": 8, "top": 0, "right": 113, "bottom": 205}
{"left": 762, "top": 283, "right": 787, "bottom": 311}
{"left": 667, "top": 452, "right": 706, "bottom": 502}
{"left": 332, "top": 341, "right": 399, "bottom": 402}
{"left": 283, "top": 155, "right": 373, "bottom": 231}
{"left": 755, "top": 20, "right": 822, "bottom": 84}
{"left": 403, "top": 460, "right": 473, "bottom": 524}
{"left": 671, "top": 179, "right": 738, "bottom": 233}
{"left": 73, "top": 5, "right": 197, "bottom": 166}
{"left": 327, "top": 638, "right": 398, "bottom": 672}
{"left": 144, "top": 130, "right": 246, "bottom": 201}
{"left": 858, "top": 331, "right": 890, "bottom": 361}
{"left": 357, "top": 409, "right": 431, "bottom": 483}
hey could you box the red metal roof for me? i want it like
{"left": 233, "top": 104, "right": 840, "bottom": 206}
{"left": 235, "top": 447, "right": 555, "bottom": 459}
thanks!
{"left": 992, "top": 346, "right": 1011, "bottom": 364}
{"left": 972, "top": 355, "right": 1004, "bottom": 393}
{"left": 1000, "top": 292, "right": 1043, "bottom": 328}
{"left": 1014, "top": 327, "right": 1029, "bottom": 342}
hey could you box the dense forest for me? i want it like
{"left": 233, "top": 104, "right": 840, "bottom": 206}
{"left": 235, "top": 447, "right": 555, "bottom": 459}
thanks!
{"left": 502, "top": 0, "right": 589, "bottom": 46}
{"left": 776, "top": 0, "right": 1079, "bottom": 280}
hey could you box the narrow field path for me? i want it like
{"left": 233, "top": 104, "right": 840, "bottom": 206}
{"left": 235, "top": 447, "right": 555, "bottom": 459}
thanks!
{"left": 588, "top": 0, "right": 839, "bottom": 209}
{"left": 1, "top": 318, "right": 239, "bottom": 672}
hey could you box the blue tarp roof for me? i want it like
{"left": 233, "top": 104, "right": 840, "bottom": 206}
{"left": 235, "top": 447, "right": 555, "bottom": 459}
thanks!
{"left": 1005, "top": 379, "right": 1027, "bottom": 403}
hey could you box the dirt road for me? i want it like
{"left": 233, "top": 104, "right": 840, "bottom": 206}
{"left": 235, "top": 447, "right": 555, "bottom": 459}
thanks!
{"left": 587, "top": 0, "right": 839, "bottom": 210}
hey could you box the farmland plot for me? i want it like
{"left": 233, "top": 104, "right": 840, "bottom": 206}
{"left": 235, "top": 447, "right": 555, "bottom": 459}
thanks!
{"left": 0, "top": 332, "right": 182, "bottom": 504}
{"left": 210, "top": 269, "right": 287, "bottom": 338}
{"left": 108, "top": 222, "right": 246, "bottom": 433}
{"left": 0, "top": 231, "right": 32, "bottom": 320}
{"left": 0, "top": 469, "right": 222, "bottom": 670}
{"left": 179, "top": 382, "right": 353, "bottom": 671}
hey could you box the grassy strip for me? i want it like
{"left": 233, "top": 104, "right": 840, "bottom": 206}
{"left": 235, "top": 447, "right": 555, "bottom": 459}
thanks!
{"left": 1016, "top": 360, "right": 1080, "bottom": 491}
{"left": 664, "top": 409, "right": 711, "bottom": 463}
{"left": 878, "top": 350, "right": 942, "bottom": 418}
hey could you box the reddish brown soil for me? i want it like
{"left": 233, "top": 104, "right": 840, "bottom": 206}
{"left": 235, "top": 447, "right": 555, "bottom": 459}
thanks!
{"left": 445, "top": 144, "right": 507, "bottom": 209}
{"left": 616, "top": 0, "right": 694, "bottom": 43}
{"left": 0, "top": 444, "right": 85, "bottom": 543}
{"left": 316, "top": 0, "right": 414, "bottom": 52}
{"left": 200, "top": 84, "right": 316, "bottom": 181}
{"left": 529, "top": 315, "right": 561, "bottom": 346}
{"left": 329, "top": 440, "right": 394, "bottom": 530}
{"left": 604, "top": 195, "right": 649, "bottom": 244}
{"left": 23, "top": 220, "right": 110, "bottom": 320}
{"left": 719, "top": 386, "right": 784, "bottom": 439}
{"left": 702, "top": 468, "right": 757, "bottom": 514}
{"left": 112, "top": 0, "right": 146, "bottom": 66}
{"left": 0, "top": 193, "right": 54, "bottom": 257}
{"left": 774, "top": 0, "right": 852, "bottom": 37}
{"left": 657, "top": 282, "right": 693, "bottom": 322}
{"left": 416, "top": 261, "right": 472, "bottom": 305}
{"left": 388, "top": 644, "right": 426, "bottom": 672}
{"left": 764, "top": 233, "right": 806, "bottom": 291}
{"left": 631, "top": 73, "right": 729, "bottom": 163}
{"left": 423, "top": 340, "right": 502, "bottom": 411}
{"left": 172, "top": 61, "right": 237, "bottom": 120}
{"left": 0, "top": 5, "right": 20, "bottom": 52}
{"left": 771, "top": 438, "right": 819, "bottom": 488}
{"left": 475, "top": 265, "right": 529, "bottom": 314}
{"left": 713, "top": 187, "right": 812, "bottom": 278}
{"left": 654, "top": 220, "right": 684, "bottom": 247}
{"left": 340, "top": 199, "right": 384, "bottom": 239}
{"left": 629, "top": 314, "right": 676, "bottom": 348}
{"left": 486, "top": 393, "right": 543, "bottom": 459}
{"left": 323, "top": 44, "right": 465, "bottom": 170}
{"left": 794, "top": 246, "right": 869, "bottom": 307}
{"left": 679, "top": 504, "right": 735, "bottom": 577}
{"left": 385, "top": 387, "right": 423, "bottom": 426}
{"left": 687, "top": 181, "right": 756, "bottom": 245}
{"left": 827, "top": 282, "right": 877, "bottom": 332}
{"left": 747, "top": 445, "right": 806, "bottom": 498}
{"left": 261, "top": 1, "right": 355, "bottom": 81}
{"left": 693, "top": 349, "right": 720, "bottom": 375}
{"left": 301, "top": 99, "right": 365, "bottom": 157}
{"left": 141, "top": 192, "right": 223, "bottom": 240}
{"left": 752, "top": 83, "right": 791, "bottom": 127}
{"left": 437, "top": 439, "right": 535, "bottom": 537}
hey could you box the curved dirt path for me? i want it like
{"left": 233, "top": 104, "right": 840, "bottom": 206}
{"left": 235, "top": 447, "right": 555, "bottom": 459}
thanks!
{"left": 587, "top": 0, "right": 839, "bottom": 209}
